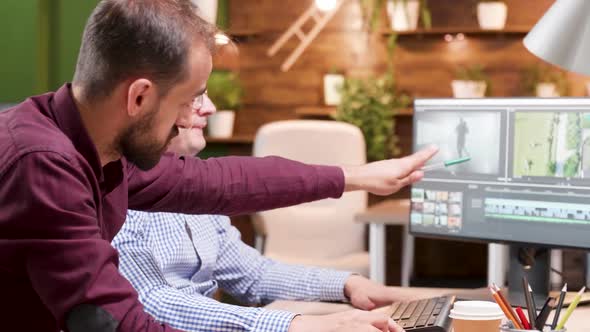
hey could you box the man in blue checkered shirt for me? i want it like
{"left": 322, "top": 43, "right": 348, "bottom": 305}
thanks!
{"left": 113, "top": 95, "right": 406, "bottom": 332}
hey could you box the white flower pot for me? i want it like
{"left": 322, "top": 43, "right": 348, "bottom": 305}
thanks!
{"left": 477, "top": 2, "right": 508, "bottom": 30}
{"left": 451, "top": 80, "right": 487, "bottom": 98}
{"left": 387, "top": 0, "right": 420, "bottom": 31}
{"left": 323, "top": 73, "right": 344, "bottom": 106}
{"left": 536, "top": 83, "right": 559, "bottom": 97}
{"left": 192, "top": 0, "right": 218, "bottom": 24}
{"left": 207, "top": 110, "right": 235, "bottom": 138}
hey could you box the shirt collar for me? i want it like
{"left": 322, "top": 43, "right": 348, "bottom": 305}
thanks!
{"left": 50, "top": 83, "right": 106, "bottom": 181}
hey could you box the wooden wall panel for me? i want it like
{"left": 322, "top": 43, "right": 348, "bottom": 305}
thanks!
{"left": 226, "top": 0, "right": 588, "bottom": 138}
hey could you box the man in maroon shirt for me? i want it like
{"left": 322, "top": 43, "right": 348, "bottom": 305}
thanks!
{"left": 0, "top": 1, "right": 436, "bottom": 331}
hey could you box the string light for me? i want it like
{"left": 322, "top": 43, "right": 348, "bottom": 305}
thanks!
{"left": 444, "top": 33, "right": 466, "bottom": 42}
{"left": 315, "top": 0, "right": 338, "bottom": 12}
{"left": 215, "top": 33, "right": 231, "bottom": 45}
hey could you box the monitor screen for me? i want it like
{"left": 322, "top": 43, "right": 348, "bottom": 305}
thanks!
{"left": 411, "top": 98, "right": 590, "bottom": 250}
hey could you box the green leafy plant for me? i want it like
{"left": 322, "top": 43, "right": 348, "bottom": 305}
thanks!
{"left": 207, "top": 70, "right": 243, "bottom": 110}
{"left": 333, "top": 74, "right": 410, "bottom": 161}
{"left": 521, "top": 65, "right": 570, "bottom": 96}
{"left": 359, "top": 0, "right": 432, "bottom": 33}
{"left": 455, "top": 64, "right": 492, "bottom": 96}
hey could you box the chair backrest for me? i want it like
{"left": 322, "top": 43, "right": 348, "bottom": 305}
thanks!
{"left": 253, "top": 120, "right": 368, "bottom": 259}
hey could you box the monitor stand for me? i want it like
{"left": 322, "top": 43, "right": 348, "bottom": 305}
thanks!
{"left": 506, "top": 245, "right": 551, "bottom": 310}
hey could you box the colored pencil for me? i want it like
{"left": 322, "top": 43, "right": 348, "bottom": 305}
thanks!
{"left": 493, "top": 283, "right": 523, "bottom": 329}
{"left": 523, "top": 276, "right": 537, "bottom": 325}
{"left": 551, "top": 283, "right": 567, "bottom": 329}
{"left": 516, "top": 306, "right": 531, "bottom": 329}
{"left": 556, "top": 286, "right": 586, "bottom": 330}
{"left": 535, "top": 297, "right": 556, "bottom": 330}
{"left": 489, "top": 285, "right": 524, "bottom": 329}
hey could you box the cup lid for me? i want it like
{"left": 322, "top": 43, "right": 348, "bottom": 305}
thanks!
{"left": 449, "top": 301, "right": 504, "bottom": 320}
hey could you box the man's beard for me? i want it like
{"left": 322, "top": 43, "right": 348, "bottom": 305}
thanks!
{"left": 119, "top": 104, "right": 179, "bottom": 171}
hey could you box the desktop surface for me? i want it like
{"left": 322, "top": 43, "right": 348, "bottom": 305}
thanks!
{"left": 266, "top": 287, "right": 590, "bottom": 331}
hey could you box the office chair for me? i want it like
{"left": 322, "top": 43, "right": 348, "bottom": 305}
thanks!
{"left": 252, "top": 120, "right": 370, "bottom": 276}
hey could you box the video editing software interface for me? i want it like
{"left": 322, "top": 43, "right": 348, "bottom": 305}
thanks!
{"left": 411, "top": 99, "right": 590, "bottom": 249}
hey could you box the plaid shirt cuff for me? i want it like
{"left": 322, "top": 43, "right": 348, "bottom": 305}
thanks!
{"left": 319, "top": 271, "right": 352, "bottom": 302}
{"left": 252, "top": 309, "right": 295, "bottom": 332}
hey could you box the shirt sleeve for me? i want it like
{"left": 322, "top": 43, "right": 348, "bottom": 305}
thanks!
{"left": 126, "top": 154, "right": 344, "bottom": 216}
{"left": 114, "top": 212, "right": 296, "bottom": 332}
{"left": 211, "top": 217, "right": 351, "bottom": 304}
{"left": 4, "top": 152, "right": 182, "bottom": 332}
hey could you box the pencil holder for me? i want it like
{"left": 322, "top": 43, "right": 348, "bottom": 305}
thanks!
{"left": 500, "top": 323, "right": 566, "bottom": 332}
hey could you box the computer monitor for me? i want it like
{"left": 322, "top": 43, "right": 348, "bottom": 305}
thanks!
{"left": 411, "top": 98, "right": 590, "bottom": 305}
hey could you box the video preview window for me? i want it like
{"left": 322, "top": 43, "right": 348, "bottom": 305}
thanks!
{"left": 415, "top": 111, "right": 502, "bottom": 175}
{"left": 512, "top": 112, "right": 590, "bottom": 179}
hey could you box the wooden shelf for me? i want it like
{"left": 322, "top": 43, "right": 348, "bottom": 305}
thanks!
{"left": 227, "top": 29, "right": 260, "bottom": 36}
{"left": 295, "top": 106, "right": 336, "bottom": 117}
{"left": 295, "top": 106, "right": 414, "bottom": 118}
{"left": 382, "top": 26, "right": 531, "bottom": 37}
{"left": 205, "top": 135, "right": 254, "bottom": 144}
{"left": 226, "top": 29, "right": 261, "bottom": 42}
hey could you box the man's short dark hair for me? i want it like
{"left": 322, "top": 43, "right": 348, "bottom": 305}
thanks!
{"left": 73, "top": 0, "right": 217, "bottom": 101}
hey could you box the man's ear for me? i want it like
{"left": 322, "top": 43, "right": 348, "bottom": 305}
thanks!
{"left": 126, "top": 78, "right": 156, "bottom": 118}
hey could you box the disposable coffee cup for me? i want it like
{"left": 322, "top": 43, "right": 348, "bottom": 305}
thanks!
{"left": 449, "top": 301, "right": 504, "bottom": 332}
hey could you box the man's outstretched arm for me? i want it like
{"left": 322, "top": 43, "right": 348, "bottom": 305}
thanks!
{"left": 127, "top": 147, "right": 438, "bottom": 216}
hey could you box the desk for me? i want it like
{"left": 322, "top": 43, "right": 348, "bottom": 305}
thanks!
{"left": 355, "top": 199, "right": 412, "bottom": 286}
{"left": 266, "top": 287, "right": 590, "bottom": 331}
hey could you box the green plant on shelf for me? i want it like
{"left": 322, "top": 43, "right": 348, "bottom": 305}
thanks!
{"left": 359, "top": 0, "right": 432, "bottom": 33}
{"left": 455, "top": 64, "right": 492, "bottom": 96}
{"left": 333, "top": 73, "right": 410, "bottom": 161}
{"left": 521, "top": 64, "right": 570, "bottom": 97}
{"left": 207, "top": 70, "right": 243, "bottom": 110}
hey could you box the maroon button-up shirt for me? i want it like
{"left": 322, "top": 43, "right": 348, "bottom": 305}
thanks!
{"left": 0, "top": 84, "right": 344, "bottom": 331}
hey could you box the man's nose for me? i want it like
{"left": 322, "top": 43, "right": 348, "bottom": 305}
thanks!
{"left": 197, "top": 95, "right": 217, "bottom": 116}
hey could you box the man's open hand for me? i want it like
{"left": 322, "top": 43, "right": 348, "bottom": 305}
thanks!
{"left": 342, "top": 146, "right": 438, "bottom": 195}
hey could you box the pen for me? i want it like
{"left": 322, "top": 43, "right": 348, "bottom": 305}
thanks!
{"left": 493, "top": 283, "right": 523, "bottom": 329}
{"left": 515, "top": 306, "right": 531, "bottom": 330}
{"left": 529, "top": 284, "right": 538, "bottom": 319}
{"left": 420, "top": 156, "right": 471, "bottom": 171}
{"left": 535, "top": 297, "right": 556, "bottom": 330}
{"left": 523, "top": 276, "right": 537, "bottom": 326}
{"left": 556, "top": 286, "right": 586, "bottom": 330}
{"left": 551, "top": 283, "right": 567, "bottom": 329}
{"left": 489, "top": 285, "right": 524, "bottom": 329}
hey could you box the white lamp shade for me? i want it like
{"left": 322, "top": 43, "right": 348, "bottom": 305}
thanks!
{"left": 524, "top": 0, "right": 590, "bottom": 76}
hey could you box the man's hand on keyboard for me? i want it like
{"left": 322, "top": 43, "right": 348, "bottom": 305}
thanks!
{"left": 288, "top": 310, "right": 405, "bottom": 332}
{"left": 344, "top": 275, "right": 410, "bottom": 311}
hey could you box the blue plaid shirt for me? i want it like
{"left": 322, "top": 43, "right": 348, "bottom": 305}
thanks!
{"left": 112, "top": 211, "right": 351, "bottom": 332}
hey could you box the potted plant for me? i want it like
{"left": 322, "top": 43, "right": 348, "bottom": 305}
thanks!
{"left": 206, "top": 70, "right": 243, "bottom": 138}
{"left": 323, "top": 69, "right": 345, "bottom": 106}
{"left": 452, "top": 64, "right": 491, "bottom": 98}
{"left": 360, "top": 0, "right": 431, "bottom": 32}
{"left": 521, "top": 65, "right": 570, "bottom": 97}
{"left": 386, "top": 0, "right": 432, "bottom": 31}
{"left": 477, "top": 0, "right": 508, "bottom": 30}
{"left": 333, "top": 74, "right": 410, "bottom": 161}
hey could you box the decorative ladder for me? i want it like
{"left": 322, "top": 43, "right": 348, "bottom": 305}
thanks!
{"left": 267, "top": 0, "right": 347, "bottom": 72}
